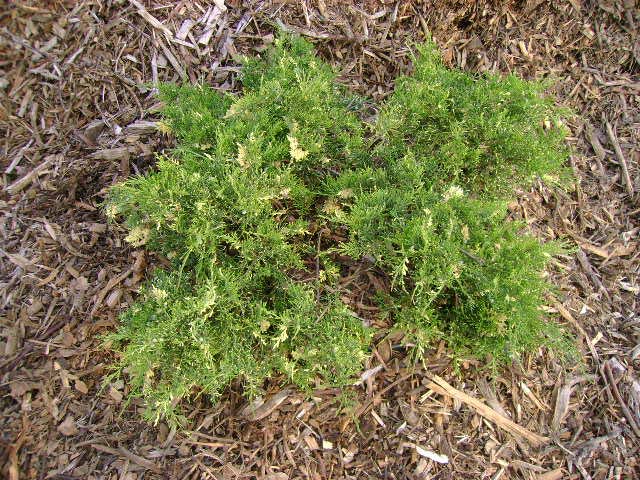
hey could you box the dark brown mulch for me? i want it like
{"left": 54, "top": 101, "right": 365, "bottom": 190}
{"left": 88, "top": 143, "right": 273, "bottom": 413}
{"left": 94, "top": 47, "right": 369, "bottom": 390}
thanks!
{"left": 1, "top": 1, "right": 638, "bottom": 479}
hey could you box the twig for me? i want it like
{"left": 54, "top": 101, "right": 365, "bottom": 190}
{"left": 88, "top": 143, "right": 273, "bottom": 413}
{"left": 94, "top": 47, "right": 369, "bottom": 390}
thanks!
{"left": 602, "top": 361, "right": 640, "bottom": 438}
{"left": 477, "top": 378, "right": 511, "bottom": 419}
{"left": 5, "top": 139, "right": 33, "bottom": 175}
{"left": 583, "top": 120, "right": 606, "bottom": 179}
{"left": 354, "top": 373, "right": 414, "bottom": 418}
{"left": 274, "top": 18, "right": 353, "bottom": 41}
{"left": 91, "top": 444, "right": 161, "bottom": 472}
{"left": 0, "top": 27, "right": 54, "bottom": 60}
{"left": 0, "top": 317, "right": 69, "bottom": 375}
{"left": 427, "top": 375, "right": 550, "bottom": 447}
{"left": 549, "top": 299, "right": 599, "bottom": 364}
{"left": 605, "top": 121, "right": 634, "bottom": 196}
{"left": 576, "top": 249, "right": 611, "bottom": 301}
{"left": 5, "top": 157, "right": 53, "bottom": 195}
{"left": 315, "top": 229, "right": 323, "bottom": 302}
{"left": 460, "top": 247, "right": 485, "bottom": 265}
{"left": 240, "top": 389, "right": 292, "bottom": 421}
{"left": 91, "top": 266, "right": 134, "bottom": 316}
{"left": 551, "top": 300, "right": 589, "bottom": 339}
{"left": 569, "top": 426, "right": 623, "bottom": 480}
{"left": 573, "top": 426, "right": 622, "bottom": 456}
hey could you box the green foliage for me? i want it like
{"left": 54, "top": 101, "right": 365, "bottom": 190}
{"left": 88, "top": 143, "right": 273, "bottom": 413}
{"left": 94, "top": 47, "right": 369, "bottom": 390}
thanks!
{"left": 375, "top": 43, "right": 570, "bottom": 198}
{"left": 105, "top": 35, "right": 570, "bottom": 424}
{"left": 105, "top": 36, "right": 370, "bottom": 424}
{"left": 327, "top": 159, "right": 566, "bottom": 361}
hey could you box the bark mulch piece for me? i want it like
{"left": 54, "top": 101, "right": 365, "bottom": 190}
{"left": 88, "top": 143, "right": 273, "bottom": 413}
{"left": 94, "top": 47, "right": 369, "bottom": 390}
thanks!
{"left": 1, "top": 1, "right": 638, "bottom": 479}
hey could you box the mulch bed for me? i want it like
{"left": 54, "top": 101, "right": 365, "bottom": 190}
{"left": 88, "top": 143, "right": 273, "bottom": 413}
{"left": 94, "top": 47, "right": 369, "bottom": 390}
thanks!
{"left": 1, "top": 1, "right": 638, "bottom": 479}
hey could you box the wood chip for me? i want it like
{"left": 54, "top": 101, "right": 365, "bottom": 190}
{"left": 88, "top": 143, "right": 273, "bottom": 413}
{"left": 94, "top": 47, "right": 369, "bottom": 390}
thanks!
{"left": 412, "top": 444, "right": 449, "bottom": 464}
{"left": 241, "top": 389, "right": 291, "bottom": 421}
{"left": 551, "top": 375, "right": 595, "bottom": 432}
{"left": 126, "top": 120, "right": 158, "bottom": 135}
{"left": 176, "top": 19, "right": 196, "bottom": 41}
{"left": 91, "top": 147, "right": 131, "bottom": 161}
{"left": 303, "top": 434, "right": 319, "bottom": 450}
{"left": 603, "top": 360, "right": 640, "bottom": 438}
{"left": 0, "top": 250, "right": 37, "bottom": 271}
{"left": 159, "top": 42, "right": 187, "bottom": 81}
{"left": 536, "top": 468, "right": 564, "bottom": 480}
{"left": 129, "top": 0, "right": 173, "bottom": 39}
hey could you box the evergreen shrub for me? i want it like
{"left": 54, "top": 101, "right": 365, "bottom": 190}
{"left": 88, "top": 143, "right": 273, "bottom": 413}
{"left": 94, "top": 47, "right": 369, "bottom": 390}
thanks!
{"left": 105, "top": 35, "right": 570, "bottom": 424}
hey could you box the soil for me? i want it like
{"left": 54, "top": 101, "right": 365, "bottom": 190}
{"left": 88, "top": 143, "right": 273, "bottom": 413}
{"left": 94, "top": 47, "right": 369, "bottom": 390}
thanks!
{"left": 1, "top": 1, "right": 638, "bottom": 479}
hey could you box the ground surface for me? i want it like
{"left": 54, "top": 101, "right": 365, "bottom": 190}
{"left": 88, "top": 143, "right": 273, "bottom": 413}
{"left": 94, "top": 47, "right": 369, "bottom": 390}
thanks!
{"left": 1, "top": 1, "right": 639, "bottom": 479}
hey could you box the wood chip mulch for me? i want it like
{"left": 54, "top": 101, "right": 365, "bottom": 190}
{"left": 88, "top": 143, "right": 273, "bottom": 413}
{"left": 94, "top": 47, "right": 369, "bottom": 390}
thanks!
{"left": 1, "top": 1, "right": 638, "bottom": 479}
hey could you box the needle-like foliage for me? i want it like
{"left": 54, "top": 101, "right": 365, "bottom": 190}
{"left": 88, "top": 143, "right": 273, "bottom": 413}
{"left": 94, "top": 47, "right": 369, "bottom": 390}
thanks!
{"left": 375, "top": 43, "right": 570, "bottom": 198}
{"left": 326, "top": 157, "right": 566, "bottom": 363}
{"left": 104, "top": 36, "right": 371, "bottom": 424}
{"left": 105, "top": 35, "right": 570, "bottom": 424}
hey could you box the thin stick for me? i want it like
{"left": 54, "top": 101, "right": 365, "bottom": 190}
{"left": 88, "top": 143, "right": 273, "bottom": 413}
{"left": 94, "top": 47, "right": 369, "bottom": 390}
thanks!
{"left": 602, "top": 361, "right": 640, "bottom": 438}
{"left": 583, "top": 120, "right": 606, "bottom": 179}
{"left": 605, "top": 121, "right": 634, "bottom": 196}
{"left": 5, "top": 157, "right": 52, "bottom": 195}
{"left": 91, "top": 444, "right": 160, "bottom": 472}
{"left": 576, "top": 249, "right": 611, "bottom": 301}
{"left": 5, "top": 139, "right": 33, "bottom": 174}
{"left": 427, "top": 375, "right": 550, "bottom": 447}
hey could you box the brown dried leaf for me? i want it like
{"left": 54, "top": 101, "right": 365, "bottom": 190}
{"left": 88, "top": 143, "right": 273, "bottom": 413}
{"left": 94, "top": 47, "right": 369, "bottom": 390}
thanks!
{"left": 10, "top": 381, "right": 40, "bottom": 399}
{"left": 75, "top": 379, "right": 89, "bottom": 394}
{"left": 57, "top": 415, "right": 78, "bottom": 436}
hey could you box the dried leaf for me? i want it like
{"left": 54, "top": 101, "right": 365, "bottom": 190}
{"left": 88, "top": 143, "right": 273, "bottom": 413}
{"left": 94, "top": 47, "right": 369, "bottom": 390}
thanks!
{"left": 75, "top": 379, "right": 89, "bottom": 394}
{"left": 57, "top": 415, "right": 78, "bottom": 436}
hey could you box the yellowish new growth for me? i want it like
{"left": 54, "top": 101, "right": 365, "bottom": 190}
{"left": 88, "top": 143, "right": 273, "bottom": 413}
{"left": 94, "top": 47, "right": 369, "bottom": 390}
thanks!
{"left": 237, "top": 143, "right": 249, "bottom": 168}
{"left": 287, "top": 134, "right": 308, "bottom": 161}
{"left": 125, "top": 225, "right": 151, "bottom": 247}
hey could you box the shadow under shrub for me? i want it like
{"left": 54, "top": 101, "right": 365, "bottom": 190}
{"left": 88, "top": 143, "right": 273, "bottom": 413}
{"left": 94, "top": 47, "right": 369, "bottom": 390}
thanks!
{"left": 105, "top": 35, "right": 571, "bottom": 424}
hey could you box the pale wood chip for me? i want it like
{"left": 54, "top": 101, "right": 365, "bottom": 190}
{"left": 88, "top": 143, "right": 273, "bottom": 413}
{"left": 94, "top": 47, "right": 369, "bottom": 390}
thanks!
{"left": 176, "top": 19, "right": 195, "bottom": 40}
{"left": 91, "top": 266, "right": 135, "bottom": 316}
{"left": 241, "top": 389, "right": 291, "bottom": 421}
{"left": 57, "top": 415, "right": 78, "bottom": 436}
{"left": 159, "top": 42, "right": 187, "bottom": 80}
{"left": 0, "top": 249, "right": 37, "bottom": 271}
{"left": 4, "top": 139, "right": 33, "bottom": 174}
{"left": 477, "top": 378, "right": 512, "bottom": 419}
{"left": 412, "top": 444, "right": 449, "bottom": 464}
{"left": 521, "top": 382, "right": 549, "bottom": 412}
{"left": 91, "top": 147, "right": 131, "bottom": 161}
{"left": 129, "top": 0, "right": 173, "bottom": 39}
{"left": 126, "top": 120, "right": 158, "bottom": 135}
